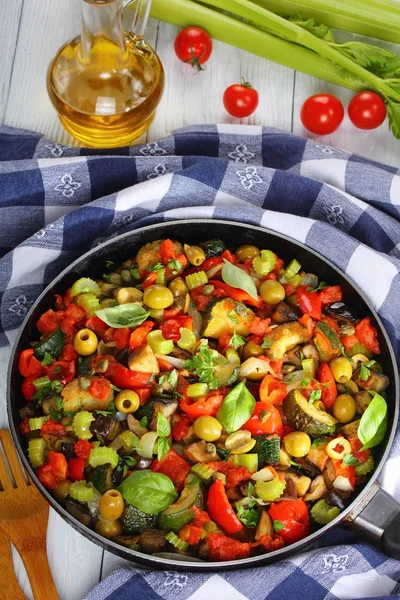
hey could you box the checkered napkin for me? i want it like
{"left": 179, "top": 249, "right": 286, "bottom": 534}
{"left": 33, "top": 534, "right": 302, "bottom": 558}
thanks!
{"left": 1, "top": 123, "right": 399, "bottom": 600}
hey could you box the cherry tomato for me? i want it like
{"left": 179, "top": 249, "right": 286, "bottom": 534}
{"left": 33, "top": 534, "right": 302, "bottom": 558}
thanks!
{"left": 300, "top": 94, "right": 344, "bottom": 135}
{"left": 268, "top": 499, "right": 310, "bottom": 544}
{"left": 241, "top": 402, "right": 284, "bottom": 437}
{"left": 223, "top": 80, "right": 259, "bottom": 118}
{"left": 348, "top": 91, "right": 386, "bottom": 130}
{"left": 174, "top": 27, "right": 212, "bottom": 71}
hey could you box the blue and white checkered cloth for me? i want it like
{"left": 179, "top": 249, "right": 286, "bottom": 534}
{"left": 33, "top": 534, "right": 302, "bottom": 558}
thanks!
{"left": 1, "top": 123, "right": 399, "bottom": 599}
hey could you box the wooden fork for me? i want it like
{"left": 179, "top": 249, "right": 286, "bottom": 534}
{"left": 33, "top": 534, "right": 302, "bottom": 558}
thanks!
{"left": 0, "top": 429, "right": 59, "bottom": 600}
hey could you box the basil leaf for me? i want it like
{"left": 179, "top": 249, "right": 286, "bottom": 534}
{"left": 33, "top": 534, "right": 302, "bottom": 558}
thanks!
{"left": 95, "top": 303, "right": 149, "bottom": 329}
{"left": 358, "top": 391, "right": 388, "bottom": 450}
{"left": 157, "top": 413, "right": 171, "bottom": 438}
{"left": 222, "top": 259, "right": 258, "bottom": 301}
{"left": 118, "top": 470, "right": 177, "bottom": 514}
{"left": 273, "top": 520, "right": 285, "bottom": 532}
{"left": 217, "top": 381, "right": 256, "bottom": 433}
{"left": 157, "top": 437, "right": 171, "bottom": 462}
{"left": 342, "top": 453, "right": 359, "bottom": 466}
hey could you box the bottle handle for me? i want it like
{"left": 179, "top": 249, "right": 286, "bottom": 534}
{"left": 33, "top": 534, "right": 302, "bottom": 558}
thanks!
{"left": 124, "top": 0, "right": 152, "bottom": 38}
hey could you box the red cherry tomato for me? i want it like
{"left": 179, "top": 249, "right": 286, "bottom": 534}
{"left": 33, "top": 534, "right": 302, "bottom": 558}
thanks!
{"left": 300, "top": 94, "right": 344, "bottom": 135}
{"left": 174, "top": 27, "right": 212, "bottom": 70}
{"left": 223, "top": 81, "right": 259, "bottom": 118}
{"left": 348, "top": 91, "right": 386, "bottom": 130}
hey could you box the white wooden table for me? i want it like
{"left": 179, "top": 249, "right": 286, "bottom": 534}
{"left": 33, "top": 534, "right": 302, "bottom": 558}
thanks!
{"left": 1, "top": 1, "right": 400, "bottom": 599}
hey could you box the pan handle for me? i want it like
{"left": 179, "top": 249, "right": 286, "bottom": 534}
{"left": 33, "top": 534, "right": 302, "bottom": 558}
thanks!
{"left": 348, "top": 482, "right": 400, "bottom": 560}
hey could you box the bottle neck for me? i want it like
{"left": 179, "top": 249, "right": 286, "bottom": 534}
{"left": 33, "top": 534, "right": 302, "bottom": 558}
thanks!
{"left": 81, "top": 0, "right": 125, "bottom": 58}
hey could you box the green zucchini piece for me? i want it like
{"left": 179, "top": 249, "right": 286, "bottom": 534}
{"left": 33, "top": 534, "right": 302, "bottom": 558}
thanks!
{"left": 232, "top": 453, "right": 258, "bottom": 473}
{"left": 158, "top": 508, "right": 194, "bottom": 533}
{"left": 316, "top": 322, "right": 340, "bottom": 350}
{"left": 283, "top": 389, "right": 337, "bottom": 437}
{"left": 346, "top": 342, "right": 373, "bottom": 359}
{"left": 121, "top": 503, "right": 157, "bottom": 534}
{"left": 76, "top": 355, "right": 95, "bottom": 377}
{"left": 203, "top": 299, "right": 255, "bottom": 339}
{"left": 158, "top": 480, "right": 200, "bottom": 533}
{"left": 87, "top": 464, "right": 114, "bottom": 494}
{"left": 199, "top": 239, "right": 226, "bottom": 258}
{"left": 255, "top": 435, "right": 280, "bottom": 466}
{"left": 34, "top": 327, "right": 65, "bottom": 360}
{"left": 311, "top": 499, "right": 341, "bottom": 525}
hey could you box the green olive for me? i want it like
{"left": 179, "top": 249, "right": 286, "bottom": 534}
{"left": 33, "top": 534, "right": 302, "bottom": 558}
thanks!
{"left": 169, "top": 278, "right": 189, "bottom": 298}
{"left": 284, "top": 431, "right": 311, "bottom": 457}
{"left": 95, "top": 518, "right": 122, "bottom": 538}
{"left": 99, "top": 490, "right": 125, "bottom": 521}
{"left": 184, "top": 245, "right": 206, "bottom": 266}
{"left": 115, "top": 390, "right": 140, "bottom": 414}
{"left": 333, "top": 394, "right": 357, "bottom": 423}
{"left": 116, "top": 287, "right": 143, "bottom": 304}
{"left": 236, "top": 245, "right": 260, "bottom": 261}
{"left": 53, "top": 479, "right": 71, "bottom": 503}
{"left": 143, "top": 284, "right": 174, "bottom": 309}
{"left": 193, "top": 416, "right": 222, "bottom": 442}
{"left": 73, "top": 328, "right": 98, "bottom": 356}
{"left": 329, "top": 357, "right": 353, "bottom": 383}
{"left": 259, "top": 280, "right": 285, "bottom": 304}
{"left": 242, "top": 340, "right": 263, "bottom": 360}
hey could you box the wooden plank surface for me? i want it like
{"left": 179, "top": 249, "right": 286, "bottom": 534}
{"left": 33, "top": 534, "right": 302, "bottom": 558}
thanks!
{"left": 0, "top": 0, "right": 23, "bottom": 122}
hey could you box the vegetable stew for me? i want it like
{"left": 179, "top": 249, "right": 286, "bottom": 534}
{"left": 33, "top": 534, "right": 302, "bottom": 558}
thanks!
{"left": 18, "top": 238, "right": 389, "bottom": 562}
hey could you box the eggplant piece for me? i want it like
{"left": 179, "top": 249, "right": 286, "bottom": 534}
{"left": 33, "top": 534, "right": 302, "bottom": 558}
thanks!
{"left": 60, "top": 442, "right": 75, "bottom": 461}
{"left": 255, "top": 509, "right": 274, "bottom": 540}
{"left": 135, "top": 456, "right": 153, "bottom": 470}
{"left": 302, "top": 343, "right": 320, "bottom": 367}
{"left": 65, "top": 497, "right": 94, "bottom": 527}
{"left": 296, "top": 458, "right": 321, "bottom": 479}
{"left": 184, "top": 441, "right": 218, "bottom": 463}
{"left": 114, "top": 534, "right": 140, "bottom": 549}
{"left": 90, "top": 414, "right": 121, "bottom": 442}
{"left": 354, "top": 390, "right": 372, "bottom": 414}
{"left": 283, "top": 347, "right": 302, "bottom": 367}
{"left": 41, "top": 433, "right": 76, "bottom": 453}
{"left": 326, "top": 302, "right": 358, "bottom": 323}
{"left": 170, "top": 347, "right": 191, "bottom": 361}
{"left": 139, "top": 528, "right": 169, "bottom": 554}
{"left": 115, "top": 347, "right": 130, "bottom": 367}
{"left": 226, "top": 488, "right": 242, "bottom": 501}
{"left": 352, "top": 369, "right": 389, "bottom": 393}
{"left": 271, "top": 302, "right": 301, "bottom": 324}
{"left": 127, "top": 414, "right": 148, "bottom": 437}
{"left": 62, "top": 378, "right": 114, "bottom": 412}
{"left": 304, "top": 475, "right": 327, "bottom": 502}
{"left": 325, "top": 489, "right": 347, "bottom": 510}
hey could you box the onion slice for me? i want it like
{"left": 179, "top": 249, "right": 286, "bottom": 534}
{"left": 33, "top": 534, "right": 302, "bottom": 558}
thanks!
{"left": 136, "top": 431, "right": 158, "bottom": 458}
{"left": 240, "top": 357, "right": 277, "bottom": 379}
{"left": 155, "top": 354, "right": 186, "bottom": 369}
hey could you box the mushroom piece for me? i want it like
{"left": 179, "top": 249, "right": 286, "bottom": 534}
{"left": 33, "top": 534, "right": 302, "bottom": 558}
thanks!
{"left": 354, "top": 390, "right": 373, "bottom": 414}
{"left": 352, "top": 368, "right": 389, "bottom": 393}
{"left": 184, "top": 440, "right": 218, "bottom": 463}
{"left": 303, "top": 475, "right": 327, "bottom": 502}
{"left": 149, "top": 399, "right": 179, "bottom": 431}
{"left": 255, "top": 509, "right": 274, "bottom": 540}
{"left": 271, "top": 302, "right": 301, "bottom": 324}
{"left": 283, "top": 347, "right": 302, "bottom": 368}
{"left": 128, "top": 344, "right": 160, "bottom": 375}
{"left": 127, "top": 414, "right": 148, "bottom": 437}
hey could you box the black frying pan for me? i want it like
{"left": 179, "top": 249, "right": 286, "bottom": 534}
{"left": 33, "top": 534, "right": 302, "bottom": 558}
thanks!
{"left": 7, "top": 220, "right": 400, "bottom": 569}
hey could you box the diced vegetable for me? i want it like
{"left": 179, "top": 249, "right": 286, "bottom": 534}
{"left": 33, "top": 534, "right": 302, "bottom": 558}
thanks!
{"left": 203, "top": 299, "right": 255, "bottom": 339}
{"left": 186, "top": 271, "right": 208, "bottom": 291}
{"left": 165, "top": 531, "right": 189, "bottom": 551}
{"left": 255, "top": 476, "right": 286, "bottom": 501}
{"left": 232, "top": 453, "right": 258, "bottom": 473}
{"left": 69, "top": 481, "right": 94, "bottom": 503}
{"left": 283, "top": 390, "right": 337, "bottom": 436}
{"left": 34, "top": 327, "right": 65, "bottom": 360}
{"left": 88, "top": 446, "right": 119, "bottom": 469}
{"left": 28, "top": 438, "right": 46, "bottom": 468}
{"left": 254, "top": 435, "right": 280, "bottom": 466}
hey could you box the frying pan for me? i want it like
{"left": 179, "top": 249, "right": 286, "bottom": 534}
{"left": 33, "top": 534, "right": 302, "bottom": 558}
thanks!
{"left": 7, "top": 219, "right": 400, "bottom": 569}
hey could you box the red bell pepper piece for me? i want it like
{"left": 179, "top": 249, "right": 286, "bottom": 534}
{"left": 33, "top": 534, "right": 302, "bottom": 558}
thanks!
{"left": 208, "top": 479, "right": 243, "bottom": 534}
{"left": 320, "top": 285, "right": 343, "bottom": 305}
{"left": 45, "top": 360, "right": 75, "bottom": 384}
{"left": 160, "top": 316, "right": 193, "bottom": 342}
{"left": 179, "top": 524, "right": 203, "bottom": 545}
{"left": 317, "top": 363, "right": 337, "bottom": 409}
{"left": 36, "top": 451, "right": 68, "bottom": 490}
{"left": 63, "top": 289, "right": 73, "bottom": 307}
{"left": 60, "top": 317, "right": 77, "bottom": 342}
{"left": 172, "top": 415, "right": 191, "bottom": 442}
{"left": 112, "top": 365, "right": 153, "bottom": 389}
{"left": 19, "top": 418, "right": 31, "bottom": 435}
{"left": 68, "top": 457, "right": 85, "bottom": 482}
{"left": 298, "top": 314, "right": 315, "bottom": 337}
{"left": 112, "top": 328, "right": 131, "bottom": 351}
{"left": 210, "top": 280, "right": 262, "bottom": 308}
{"left": 136, "top": 388, "right": 152, "bottom": 405}
{"left": 241, "top": 402, "right": 284, "bottom": 437}
{"left": 226, "top": 467, "right": 252, "bottom": 489}
{"left": 151, "top": 449, "right": 191, "bottom": 486}
{"left": 283, "top": 283, "right": 295, "bottom": 297}
{"left": 179, "top": 390, "right": 226, "bottom": 418}
{"left": 190, "top": 286, "right": 213, "bottom": 312}
{"left": 207, "top": 533, "right": 251, "bottom": 561}
{"left": 160, "top": 239, "right": 176, "bottom": 264}
{"left": 295, "top": 286, "right": 322, "bottom": 321}
{"left": 74, "top": 439, "right": 93, "bottom": 460}
{"left": 18, "top": 349, "right": 43, "bottom": 378}
{"left": 37, "top": 309, "right": 64, "bottom": 334}
{"left": 333, "top": 460, "right": 356, "bottom": 488}
{"left": 268, "top": 499, "right": 310, "bottom": 545}
{"left": 249, "top": 317, "right": 271, "bottom": 336}
{"left": 89, "top": 377, "right": 112, "bottom": 402}
{"left": 355, "top": 317, "right": 380, "bottom": 354}
{"left": 191, "top": 505, "right": 211, "bottom": 527}
{"left": 349, "top": 438, "right": 370, "bottom": 464}
{"left": 22, "top": 376, "right": 37, "bottom": 401}
{"left": 221, "top": 249, "right": 236, "bottom": 263}
{"left": 59, "top": 343, "right": 79, "bottom": 363}
{"left": 41, "top": 420, "right": 67, "bottom": 436}
{"left": 341, "top": 333, "right": 359, "bottom": 353}
{"left": 85, "top": 316, "right": 108, "bottom": 339}
{"left": 65, "top": 303, "right": 86, "bottom": 323}
{"left": 142, "top": 272, "right": 157, "bottom": 289}
{"left": 129, "top": 320, "right": 155, "bottom": 351}
{"left": 259, "top": 375, "right": 287, "bottom": 405}
{"left": 202, "top": 256, "right": 223, "bottom": 271}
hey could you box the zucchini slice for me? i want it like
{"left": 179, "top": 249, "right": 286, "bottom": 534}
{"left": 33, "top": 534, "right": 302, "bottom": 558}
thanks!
{"left": 34, "top": 327, "right": 65, "bottom": 360}
{"left": 199, "top": 239, "right": 226, "bottom": 258}
{"left": 203, "top": 299, "right": 255, "bottom": 339}
{"left": 255, "top": 435, "right": 280, "bottom": 466}
{"left": 283, "top": 389, "right": 337, "bottom": 437}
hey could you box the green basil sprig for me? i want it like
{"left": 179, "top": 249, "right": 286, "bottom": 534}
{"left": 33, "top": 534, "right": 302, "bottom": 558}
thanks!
{"left": 118, "top": 470, "right": 177, "bottom": 514}
{"left": 221, "top": 259, "right": 258, "bottom": 300}
{"left": 358, "top": 391, "right": 388, "bottom": 450}
{"left": 95, "top": 303, "right": 149, "bottom": 329}
{"left": 217, "top": 381, "right": 256, "bottom": 433}
{"left": 156, "top": 412, "right": 171, "bottom": 461}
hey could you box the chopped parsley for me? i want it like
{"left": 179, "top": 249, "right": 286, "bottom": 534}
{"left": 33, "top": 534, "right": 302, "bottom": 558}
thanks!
{"left": 228, "top": 310, "right": 239, "bottom": 324}
{"left": 360, "top": 360, "right": 376, "bottom": 382}
{"left": 184, "top": 345, "right": 230, "bottom": 390}
{"left": 231, "top": 331, "right": 245, "bottom": 349}
{"left": 41, "top": 352, "right": 53, "bottom": 366}
{"left": 343, "top": 453, "right": 360, "bottom": 466}
{"left": 309, "top": 389, "right": 322, "bottom": 404}
{"left": 167, "top": 259, "right": 182, "bottom": 275}
{"left": 273, "top": 520, "right": 285, "bottom": 532}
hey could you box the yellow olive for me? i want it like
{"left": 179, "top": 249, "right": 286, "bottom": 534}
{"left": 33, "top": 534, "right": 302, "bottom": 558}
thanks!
{"left": 143, "top": 284, "right": 174, "bottom": 309}
{"left": 333, "top": 394, "right": 357, "bottom": 423}
{"left": 99, "top": 489, "right": 125, "bottom": 521}
{"left": 95, "top": 518, "right": 122, "bottom": 539}
{"left": 169, "top": 278, "right": 189, "bottom": 298}
{"left": 115, "top": 390, "right": 140, "bottom": 414}
{"left": 259, "top": 280, "right": 285, "bottom": 304}
{"left": 326, "top": 437, "right": 352, "bottom": 460}
{"left": 329, "top": 357, "right": 353, "bottom": 383}
{"left": 236, "top": 245, "right": 260, "bottom": 261}
{"left": 193, "top": 416, "right": 223, "bottom": 442}
{"left": 116, "top": 287, "right": 143, "bottom": 304}
{"left": 53, "top": 479, "right": 71, "bottom": 503}
{"left": 242, "top": 340, "right": 263, "bottom": 360}
{"left": 73, "top": 328, "right": 98, "bottom": 356}
{"left": 284, "top": 431, "right": 311, "bottom": 457}
{"left": 184, "top": 245, "right": 206, "bottom": 266}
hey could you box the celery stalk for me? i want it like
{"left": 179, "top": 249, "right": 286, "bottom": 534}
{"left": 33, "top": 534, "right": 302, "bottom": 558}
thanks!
{"left": 252, "top": 0, "right": 400, "bottom": 44}
{"left": 150, "top": 0, "right": 363, "bottom": 91}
